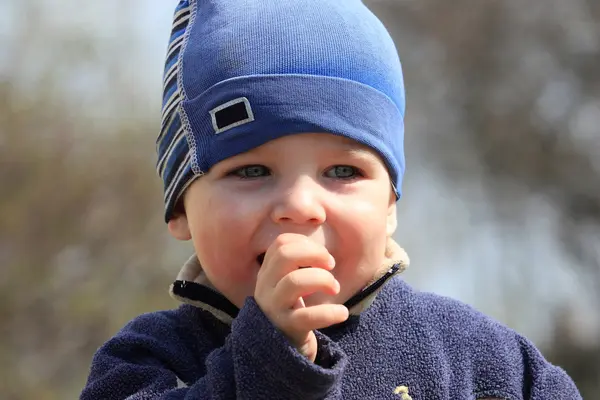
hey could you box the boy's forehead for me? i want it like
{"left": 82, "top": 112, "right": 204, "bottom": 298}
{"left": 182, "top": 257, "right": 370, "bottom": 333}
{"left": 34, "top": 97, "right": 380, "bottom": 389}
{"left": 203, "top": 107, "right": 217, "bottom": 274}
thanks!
{"left": 250, "top": 132, "right": 378, "bottom": 155}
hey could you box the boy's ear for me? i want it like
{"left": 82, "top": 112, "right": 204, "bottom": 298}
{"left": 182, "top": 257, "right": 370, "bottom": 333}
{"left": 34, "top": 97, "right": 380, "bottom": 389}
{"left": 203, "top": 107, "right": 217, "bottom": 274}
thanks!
{"left": 168, "top": 214, "right": 192, "bottom": 241}
{"left": 386, "top": 199, "right": 398, "bottom": 237}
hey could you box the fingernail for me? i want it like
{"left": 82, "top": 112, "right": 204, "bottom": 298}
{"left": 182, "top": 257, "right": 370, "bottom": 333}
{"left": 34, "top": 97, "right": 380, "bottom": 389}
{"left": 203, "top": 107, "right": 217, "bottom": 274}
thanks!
{"left": 329, "top": 255, "right": 336, "bottom": 268}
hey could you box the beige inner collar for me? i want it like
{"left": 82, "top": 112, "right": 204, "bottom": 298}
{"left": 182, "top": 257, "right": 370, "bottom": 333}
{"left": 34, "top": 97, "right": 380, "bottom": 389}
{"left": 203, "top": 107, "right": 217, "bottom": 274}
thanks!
{"left": 170, "top": 237, "right": 409, "bottom": 320}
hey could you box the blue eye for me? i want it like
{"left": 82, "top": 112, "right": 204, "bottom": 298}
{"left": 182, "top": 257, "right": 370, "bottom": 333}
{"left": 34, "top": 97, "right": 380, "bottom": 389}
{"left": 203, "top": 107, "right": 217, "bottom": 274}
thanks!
{"left": 229, "top": 165, "right": 270, "bottom": 179}
{"left": 325, "top": 165, "right": 361, "bottom": 179}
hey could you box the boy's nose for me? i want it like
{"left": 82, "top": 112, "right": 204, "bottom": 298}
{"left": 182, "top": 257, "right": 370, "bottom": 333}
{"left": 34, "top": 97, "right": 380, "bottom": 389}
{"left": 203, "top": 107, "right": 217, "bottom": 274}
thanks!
{"left": 271, "top": 177, "right": 326, "bottom": 225}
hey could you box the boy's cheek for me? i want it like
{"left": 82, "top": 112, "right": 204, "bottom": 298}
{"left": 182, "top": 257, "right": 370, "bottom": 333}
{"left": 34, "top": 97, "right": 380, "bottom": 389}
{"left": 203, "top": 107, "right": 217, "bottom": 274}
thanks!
{"left": 386, "top": 203, "right": 398, "bottom": 236}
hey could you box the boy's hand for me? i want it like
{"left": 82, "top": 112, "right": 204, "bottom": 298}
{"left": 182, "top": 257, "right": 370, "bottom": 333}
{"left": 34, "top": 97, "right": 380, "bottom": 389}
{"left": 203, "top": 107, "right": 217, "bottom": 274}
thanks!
{"left": 254, "top": 233, "right": 349, "bottom": 363}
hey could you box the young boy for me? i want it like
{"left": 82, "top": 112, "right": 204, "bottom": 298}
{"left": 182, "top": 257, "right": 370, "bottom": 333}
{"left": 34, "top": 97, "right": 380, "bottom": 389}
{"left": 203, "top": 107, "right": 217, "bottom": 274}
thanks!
{"left": 81, "top": 0, "right": 582, "bottom": 399}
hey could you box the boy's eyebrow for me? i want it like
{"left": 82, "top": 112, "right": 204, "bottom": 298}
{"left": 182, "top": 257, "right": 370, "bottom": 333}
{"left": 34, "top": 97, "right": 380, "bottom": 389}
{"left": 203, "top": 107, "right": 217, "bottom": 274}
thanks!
{"left": 335, "top": 146, "right": 379, "bottom": 160}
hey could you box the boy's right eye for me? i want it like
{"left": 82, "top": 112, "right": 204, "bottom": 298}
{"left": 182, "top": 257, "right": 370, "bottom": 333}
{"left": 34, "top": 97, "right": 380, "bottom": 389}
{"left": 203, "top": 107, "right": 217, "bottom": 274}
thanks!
{"left": 227, "top": 165, "right": 270, "bottom": 179}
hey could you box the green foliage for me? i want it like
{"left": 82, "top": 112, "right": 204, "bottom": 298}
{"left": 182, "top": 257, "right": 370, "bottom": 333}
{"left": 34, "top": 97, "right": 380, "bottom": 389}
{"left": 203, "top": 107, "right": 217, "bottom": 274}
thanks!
{"left": 0, "top": 80, "right": 185, "bottom": 399}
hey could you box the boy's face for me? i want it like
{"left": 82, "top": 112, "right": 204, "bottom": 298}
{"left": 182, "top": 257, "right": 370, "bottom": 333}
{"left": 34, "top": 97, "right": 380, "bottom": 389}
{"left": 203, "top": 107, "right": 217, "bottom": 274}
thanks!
{"left": 168, "top": 133, "right": 397, "bottom": 308}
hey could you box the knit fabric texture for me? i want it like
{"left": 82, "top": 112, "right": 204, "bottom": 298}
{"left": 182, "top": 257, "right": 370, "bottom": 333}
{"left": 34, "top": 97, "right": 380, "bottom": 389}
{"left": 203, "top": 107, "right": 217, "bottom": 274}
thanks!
{"left": 156, "top": 0, "right": 406, "bottom": 222}
{"left": 80, "top": 276, "right": 582, "bottom": 399}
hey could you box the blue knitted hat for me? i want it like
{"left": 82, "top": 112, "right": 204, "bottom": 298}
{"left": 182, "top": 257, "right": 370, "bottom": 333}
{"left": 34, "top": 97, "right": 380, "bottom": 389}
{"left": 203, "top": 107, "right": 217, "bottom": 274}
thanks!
{"left": 157, "top": 0, "right": 406, "bottom": 222}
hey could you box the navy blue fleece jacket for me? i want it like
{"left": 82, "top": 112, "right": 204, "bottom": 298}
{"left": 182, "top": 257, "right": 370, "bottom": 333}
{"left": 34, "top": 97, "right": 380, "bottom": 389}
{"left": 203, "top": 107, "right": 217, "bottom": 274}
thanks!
{"left": 81, "top": 261, "right": 581, "bottom": 400}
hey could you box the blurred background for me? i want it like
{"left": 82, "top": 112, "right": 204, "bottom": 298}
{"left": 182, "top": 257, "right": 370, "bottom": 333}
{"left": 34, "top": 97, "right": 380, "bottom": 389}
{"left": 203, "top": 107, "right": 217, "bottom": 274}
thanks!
{"left": 1, "top": 0, "right": 599, "bottom": 398}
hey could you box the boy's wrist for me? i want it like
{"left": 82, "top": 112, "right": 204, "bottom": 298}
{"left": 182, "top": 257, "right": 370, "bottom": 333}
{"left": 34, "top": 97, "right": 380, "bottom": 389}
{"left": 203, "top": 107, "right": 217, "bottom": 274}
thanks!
{"left": 312, "top": 330, "right": 340, "bottom": 369}
{"left": 230, "top": 296, "right": 348, "bottom": 396}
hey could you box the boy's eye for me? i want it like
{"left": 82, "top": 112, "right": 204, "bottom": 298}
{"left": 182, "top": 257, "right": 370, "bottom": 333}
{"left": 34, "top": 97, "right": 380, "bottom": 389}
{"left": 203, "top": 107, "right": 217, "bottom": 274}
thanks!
{"left": 228, "top": 165, "right": 270, "bottom": 179}
{"left": 324, "top": 165, "right": 361, "bottom": 179}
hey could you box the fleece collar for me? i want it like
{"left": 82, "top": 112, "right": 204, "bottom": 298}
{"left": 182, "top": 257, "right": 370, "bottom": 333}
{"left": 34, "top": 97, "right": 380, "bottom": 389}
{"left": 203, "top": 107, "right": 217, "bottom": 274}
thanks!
{"left": 169, "top": 238, "right": 410, "bottom": 325}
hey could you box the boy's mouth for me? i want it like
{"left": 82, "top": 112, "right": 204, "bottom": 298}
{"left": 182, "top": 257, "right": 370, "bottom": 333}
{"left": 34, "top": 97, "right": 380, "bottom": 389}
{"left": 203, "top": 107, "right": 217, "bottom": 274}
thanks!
{"left": 255, "top": 252, "right": 310, "bottom": 269}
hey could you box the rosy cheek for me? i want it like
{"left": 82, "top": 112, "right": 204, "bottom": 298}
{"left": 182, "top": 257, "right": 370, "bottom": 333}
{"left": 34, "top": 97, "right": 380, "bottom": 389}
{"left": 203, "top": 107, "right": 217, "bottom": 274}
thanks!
{"left": 340, "top": 201, "right": 388, "bottom": 255}
{"left": 215, "top": 189, "right": 261, "bottom": 217}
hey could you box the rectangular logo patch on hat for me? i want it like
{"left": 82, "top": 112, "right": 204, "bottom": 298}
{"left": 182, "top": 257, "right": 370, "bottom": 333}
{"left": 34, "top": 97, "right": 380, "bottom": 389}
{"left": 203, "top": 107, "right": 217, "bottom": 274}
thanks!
{"left": 210, "top": 97, "right": 255, "bottom": 134}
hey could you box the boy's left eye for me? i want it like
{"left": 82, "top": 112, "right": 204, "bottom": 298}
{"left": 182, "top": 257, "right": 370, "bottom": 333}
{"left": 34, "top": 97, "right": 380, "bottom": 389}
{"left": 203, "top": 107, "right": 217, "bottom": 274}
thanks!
{"left": 324, "top": 165, "right": 362, "bottom": 179}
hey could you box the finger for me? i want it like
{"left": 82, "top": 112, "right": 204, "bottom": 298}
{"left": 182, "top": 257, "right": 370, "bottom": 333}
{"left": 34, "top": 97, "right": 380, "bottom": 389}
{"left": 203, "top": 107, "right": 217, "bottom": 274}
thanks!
{"left": 261, "top": 239, "right": 335, "bottom": 285}
{"left": 292, "top": 297, "right": 305, "bottom": 310}
{"left": 285, "top": 304, "right": 349, "bottom": 333}
{"left": 273, "top": 268, "right": 340, "bottom": 309}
